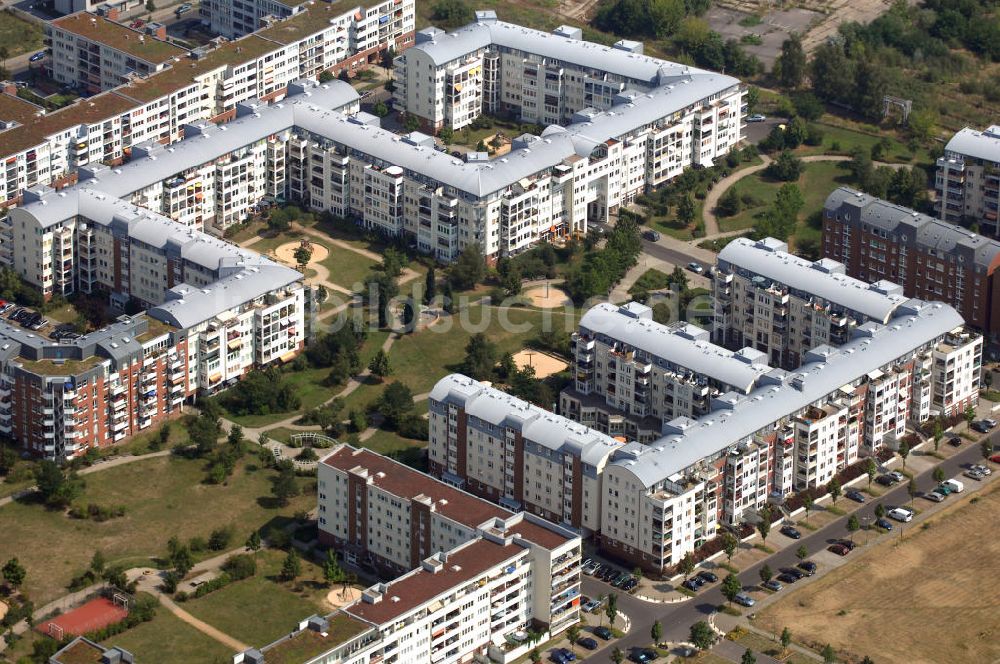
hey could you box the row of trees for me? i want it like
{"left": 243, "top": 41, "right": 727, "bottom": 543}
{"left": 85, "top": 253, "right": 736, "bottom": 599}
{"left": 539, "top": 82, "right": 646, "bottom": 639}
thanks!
{"left": 564, "top": 215, "right": 642, "bottom": 303}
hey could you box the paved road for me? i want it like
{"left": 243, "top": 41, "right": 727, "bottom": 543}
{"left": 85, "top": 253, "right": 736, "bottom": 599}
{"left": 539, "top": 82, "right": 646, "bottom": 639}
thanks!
{"left": 640, "top": 239, "right": 707, "bottom": 270}
{"left": 576, "top": 435, "right": 996, "bottom": 659}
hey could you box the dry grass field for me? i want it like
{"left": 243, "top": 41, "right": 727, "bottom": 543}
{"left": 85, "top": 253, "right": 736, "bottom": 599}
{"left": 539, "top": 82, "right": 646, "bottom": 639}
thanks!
{"left": 758, "top": 483, "right": 1000, "bottom": 664}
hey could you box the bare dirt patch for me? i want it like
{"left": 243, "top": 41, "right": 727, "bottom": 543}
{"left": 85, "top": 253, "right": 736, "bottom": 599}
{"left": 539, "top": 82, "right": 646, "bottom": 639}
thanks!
{"left": 325, "top": 586, "right": 361, "bottom": 610}
{"left": 524, "top": 285, "right": 572, "bottom": 309}
{"left": 758, "top": 484, "right": 1000, "bottom": 664}
{"left": 274, "top": 241, "right": 330, "bottom": 268}
{"left": 512, "top": 349, "right": 568, "bottom": 378}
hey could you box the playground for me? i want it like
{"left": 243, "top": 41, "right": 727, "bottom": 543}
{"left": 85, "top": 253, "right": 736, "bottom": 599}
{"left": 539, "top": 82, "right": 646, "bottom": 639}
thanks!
{"left": 512, "top": 349, "right": 568, "bottom": 378}
{"left": 274, "top": 240, "right": 329, "bottom": 269}
{"left": 36, "top": 595, "right": 128, "bottom": 639}
{"left": 523, "top": 285, "right": 572, "bottom": 309}
{"left": 324, "top": 586, "right": 361, "bottom": 611}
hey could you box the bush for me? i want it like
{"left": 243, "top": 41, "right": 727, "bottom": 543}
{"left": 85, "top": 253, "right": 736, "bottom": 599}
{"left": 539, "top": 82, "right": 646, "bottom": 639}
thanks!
{"left": 297, "top": 447, "right": 319, "bottom": 462}
{"left": 223, "top": 554, "right": 257, "bottom": 580}
{"left": 208, "top": 526, "right": 234, "bottom": 551}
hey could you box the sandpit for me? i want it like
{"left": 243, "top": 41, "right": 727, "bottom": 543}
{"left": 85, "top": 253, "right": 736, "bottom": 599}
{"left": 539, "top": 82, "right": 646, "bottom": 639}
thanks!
{"left": 325, "top": 586, "right": 362, "bottom": 610}
{"left": 0, "top": 600, "right": 7, "bottom": 623}
{"left": 512, "top": 349, "right": 568, "bottom": 378}
{"left": 523, "top": 285, "right": 571, "bottom": 309}
{"left": 274, "top": 241, "right": 329, "bottom": 267}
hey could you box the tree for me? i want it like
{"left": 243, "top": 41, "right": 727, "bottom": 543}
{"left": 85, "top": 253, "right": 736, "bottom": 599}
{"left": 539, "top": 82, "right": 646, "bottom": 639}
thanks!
{"left": 567, "top": 624, "right": 581, "bottom": 653}
{"left": 605, "top": 592, "right": 618, "bottom": 627}
{"left": 171, "top": 545, "right": 193, "bottom": 577}
{"left": 982, "top": 440, "right": 993, "bottom": 461}
{"left": 529, "top": 648, "right": 541, "bottom": 664}
{"left": 374, "top": 379, "right": 412, "bottom": 426}
{"left": 721, "top": 572, "right": 742, "bottom": 605}
{"left": 828, "top": 477, "right": 842, "bottom": 504}
{"left": 323, "top": 549, "right": 344, "bottom": 585}
{"left": 932, "top": 420, "right": 943, "bottom": 452}
{"left": 438, "top": 126, "right": 454, "bottom": 144}
{"left": 794, "top": 545, "right": 807, "bottom": 562}
{"left": 756, "top": 506, "right": 772, "bottom": 544}
{"left": 677, "top": 193, "right": 696, "bottom": 226}
{"left": 898, "top": 440, "right": 910, "bottom": 468}
{"left": 246, "top": 530, "right": 262, "bottom": 551}
{"left": 965, "top": 404, "right": 976, "bottom": 426}
{"left": 678, "top": 552, "right": 696, "bottom": 580}
{"left": 228, "top": 424, "right": 244, "bottom": 448}
{"left": 281, "top": 549, "right": 301, "bottom": 582}
{"left": 2, "top": 558, "right": 26, "bottom": 590}
{"left": 272, "top": 465, "right": 299, "bottom": 507}
{"left": 766, "top": 150, "right": 803, "bottom": 182}
{"left": 368, "top": 349, "right": 392, "bottom": 380}
{"left": 741, "top": 650, "right": 757, "bottom": 664}
{"left": 690, "top": 620, "right": 716, "bottom": 650}
{"left": 859, "top": 657, "right": 874, "bottom": 664}
{"left": 404, "top": 114, "right": 420, "bottom": 132}
{"left": 611, "top": 647, "right": 625, "bottom": 664}
{"left": 852, "top": 59, "right": 887, "bottom": 122}
{"left": 669, "top": 265, "right": 689, "bottom": 293}
{"left": 372, "top": 100, "right": 389, "bottom": 117}
{"left": 430, "top": 0, "right": 473, "bottom": 28}
{"left": 650, "top": 619, "right": 663, "bottom": 646}
{"left": 804, "top": 496, "right": 815, "bottom": 519}
{"left": 319, "top": 70, "right": 335, "bottom": 83}
{"left": 932, "top": 467, "right": 945, "bottom": 484}
{"left": 449, "top": 243, "right": 485, "bottom": 290}
{"left": 461, "top": 333, "right": 498, "bottom": 380}
{"left": 90, "top": 550, "right": 106, "bottom": 574}
{"left": 846, "top": 514, "right": 860, "bottom": 541}
{"left": 775, "top": 34, "right": 806, "bottom": 89}
{"left": 866, "top": 458, "right": 878, "bottom": 488}
{"left": 209, "top": 526, "right": 233, "bottom": 551}
{"left": 723, "top": 533, "right": 738, "bottom": 563}
{"left": 759, "top": 564, "right": 773, "bottom": 584}
{"left": 780, "top": 627, "right": 792, "bottom": 651}
{"left": 821, "top": 643, "right": 837, "bottom": 664}
{"left": 907, "top": 478, "right": 917, "bottom": 506}
{"left": 874, "top": 503, "right": 886, "bottom": 520}
{"left": 293, "top": 244, "right": 313, "bottom": 269}
{"left": 424, "top": 264, "right": 437, "bottom": 304}
{"left": 717, "top": 186, "right": 742, "bottom": 217}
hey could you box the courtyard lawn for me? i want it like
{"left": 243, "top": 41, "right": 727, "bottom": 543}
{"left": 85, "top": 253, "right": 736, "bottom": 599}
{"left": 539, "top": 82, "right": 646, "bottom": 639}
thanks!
{"left": 0, "top": 455, "right": 315, "bottom": 604}
{"left": 628, "top": 269, "right": 672, "bottom": 296}
{"left": 102, "top": 598, "right": 234, "bottom": 664}
{"left": 319, "top": 242, "right": 378, "bottom": 292}
{"left": 181, "top": 550, "right": 329, "bottom": 648}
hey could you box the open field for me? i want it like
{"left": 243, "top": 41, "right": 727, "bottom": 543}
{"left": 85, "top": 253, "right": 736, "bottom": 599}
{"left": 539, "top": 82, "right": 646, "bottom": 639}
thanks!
{"left": 181, "top": 550, "right": 328, "bottom": 647}
{"left": 319, "top": 243, "right": 378, "bottom": 291}
{"left": 102, "top": 597, "right": 234, "bottom": 664}
{"left": 0, "top": 10, "right": 44, "bottom": 57}
{"left": 0, "top": 456, "right": 315, "bottom": 603}
{"left": 758, "top": 483, "right": 1000, "bottom": 664}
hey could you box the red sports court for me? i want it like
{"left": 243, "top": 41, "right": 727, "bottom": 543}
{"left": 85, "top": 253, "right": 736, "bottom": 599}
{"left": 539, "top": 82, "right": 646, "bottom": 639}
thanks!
{"left": 36, "top": 596, "right": 127, "bottom": 639}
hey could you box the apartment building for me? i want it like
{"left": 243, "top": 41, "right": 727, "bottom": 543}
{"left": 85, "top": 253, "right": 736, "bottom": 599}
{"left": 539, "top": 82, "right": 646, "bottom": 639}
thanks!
{"left": 427, "top": 374, "right": 623, "bottom": 533}
{"left": 50, "top": 637, "right": 133, "bottom": 664}
{"left": 714, "top": 236, "right": 910, "bottom": 368}
{"left": 0, "top": 3, "right": 411, "bottom": 207}
{"left": 560, "top": 302, "right": 771, "bottom": 442}
{"left": 822, "top": 186, "right": 1000, "bottom": 342}
{"left": 240, "top": 513, "right": 580, "bottom": 664}
{"left": 48, "top": 13, "right": 186, "bottom": 94}
{"left": 0, "top": 313, "right": 190, "bottom": 459}
{"left": 599, "top": 298, "right": 976, "bottom": 572}
{"left": 935, "top": 125, "right": 1000, "bottom": 233}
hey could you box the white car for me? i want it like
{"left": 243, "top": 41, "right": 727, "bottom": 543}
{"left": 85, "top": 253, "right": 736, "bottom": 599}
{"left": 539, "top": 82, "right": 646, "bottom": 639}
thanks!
{"left": 971, "top": 464, "right": 992, "bottom": 476}
{"left": 963, "top": 469, "right": 985, "bottom": 481}
{"left": 747, "top": 114, "right": 767, "bottom": 122}
{"left": 888, "top": 507, "right": 913, "bottom": 523}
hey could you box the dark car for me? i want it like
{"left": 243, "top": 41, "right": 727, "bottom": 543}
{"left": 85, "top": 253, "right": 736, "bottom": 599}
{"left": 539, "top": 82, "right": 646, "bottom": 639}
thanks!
{"left": 777, "top": 572, "right": 798, "bottom": 584}
{"left": 780, "top": 525, "right": 802, "bottom": 539}
{"left": 971, "top": 420, "right": 992, "bottom": 433}
{"left": 557, "top": 649, "right": 576, "bottom": 662}
{"left": 629, "top": 648, "right": 657, "bottom": 663}
{"left": 622, "top": 578, "right": 638, "bottom": 591}
{"left": 797, "top": 561, "right": 817, "bottom": 576}
{"left": 578, "top": 637, "right": 599, "bottom": 650}
{"left": 594, "top": 626, "right": 613, "bottom": 641}
{"left": 783, "top": 567, "right": 805, "bottom": 580}
{"left": 947, "top": 435, "right": 963, "bottom": 447}
{"left": 828, "top": 543, "right": 850, "bottom": 556}
{"left": 29, "top": 51, "right": 46, "bottom": 62}
{"left": 614, "top": 574, "right": 632, "bottom": 588}
{"left": 846, "top": 489, "right": 866, "bottom": 503}
{"left": 642, "top": 230, "right": 661, "bottom": 242}
{"left": 875, "top": 474, "right": 896, "bottom": 487}
{"left": 682, "top": 578, "right": 701, "bottom": 592}
{"left": 763, "top": 579, "right": 783, "bottom": 591}
{"left": 876, "top": 517, "right": 893, "bottom": 531}
{"left": 697, "top": 570, "right": 718, "bottom": 583}
{"left": 602, "top": 568, "right": 617, "bottom": 582}
{"left": 838, "top": 540, "right": 857, "bottom": 551}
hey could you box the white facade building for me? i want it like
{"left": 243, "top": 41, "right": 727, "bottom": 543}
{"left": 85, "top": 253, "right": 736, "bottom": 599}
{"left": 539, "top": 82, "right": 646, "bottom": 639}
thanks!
{"left": 935, "top": 125, "right": 1000, "bottom": 234}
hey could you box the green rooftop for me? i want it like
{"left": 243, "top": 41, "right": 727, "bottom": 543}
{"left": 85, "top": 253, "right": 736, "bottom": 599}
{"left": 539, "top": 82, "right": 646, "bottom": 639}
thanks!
{"left": 262, "top": 614, "right": 372, "bottom": 664}
{"left": 50, "top": 639, "right": 105, "bottom": 664}
{"left": 136, "top": 315, "right": 176, "bottom": 344}
{"left": 18, "top": 355, "right": 104, "bottom": 377}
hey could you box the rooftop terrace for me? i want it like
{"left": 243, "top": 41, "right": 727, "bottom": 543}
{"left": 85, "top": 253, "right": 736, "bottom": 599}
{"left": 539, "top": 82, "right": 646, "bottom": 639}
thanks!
{"left": 52, "top": 12, "right": 187, "bottom": 63}
{"left": 260, "top": 613, "right": 372, "bottom": 664}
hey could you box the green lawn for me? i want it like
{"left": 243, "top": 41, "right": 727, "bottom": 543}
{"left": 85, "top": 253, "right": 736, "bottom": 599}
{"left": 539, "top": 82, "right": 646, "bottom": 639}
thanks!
{"left": 102, "top": 597, "right": 234, "bottom": 664}
{"left": 717, "top": 161, "right": 850, "bottom": 254}
{"left": 0, "top": 456, "right": 315, "bottom": 603}
{"left": 0, "top": 10, "right": 43, "bottom": 57}
{"left": 319, "top": 242, "right": 378, "bottom": 292}
{"left": 181, "top": 550, "right": 328, "bottom": 648}
{"left": 628, "top": 269, "right": 672, "bottom": 295}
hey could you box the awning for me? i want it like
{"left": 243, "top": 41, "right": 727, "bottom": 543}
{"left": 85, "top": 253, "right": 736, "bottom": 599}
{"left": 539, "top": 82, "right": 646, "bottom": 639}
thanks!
{"left": 209, "top": 373, "right": 222, "bottom": 383}
{"left": 280, "top": 351, "right": 297, "bottom": 363}
{"left": 227, "top": 339, "right": 242, "bottom": 350}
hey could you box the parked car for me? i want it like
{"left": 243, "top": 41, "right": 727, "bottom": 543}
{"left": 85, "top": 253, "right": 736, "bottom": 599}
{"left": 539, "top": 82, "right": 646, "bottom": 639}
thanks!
{"left": 984, "top": 418, "right": 998, "bottom": 428}
{"left": 964, "top": 469, "right": 985, "bottom": 481}
{"left": 947, "top": 435, "right": 963, "bottom": 447}
{"left": 783, "top": 567, "right": 805, "bottom": 580}
{"left": 747, "top": 114, "right": 767, "bottom": 122}
{"left": 845, "top": 489, "right": 866, "bottom": 503}
{"left": 943, "top": 479, "right": 964, "bottom": 493}
{"left": 971, "top": 463, "right": 992, "bottom": 476}
{"left": 763, "top": 579, "right": 783, "bottom": 592}
{"left": 971, "top": 420, "right": 992, "bottom": 433}
{"left": 581, "top": 598, "right": 600, "bottom": 613}
{"left": 734, "top": 593, "right": 756, "bottom": 607}
{"left": 777, "top": 572, "right": 798, "bottom": 584}
{"left": 594, "top": 626, "right": 613, "bottom": 641}
{"left": 889, "top": 471, "right": 906, "bottom": 483}
{"left": 797, "top": 561, "right": 817, "bottom": 576}
{"left": 687, "top": 262, "right": 704, "bottom": 274}
{"left": 614, "top": 574, "right": 633, "bottom": 589}
{"left": 888, "top": 507, "right": 913, "bottom": 522}
{"left": 29, "top": 51, "right": 46, "bottom": 62}
{"left": 643, "top": 230, "right": 661, "bottom": 242}
{"left": 682, "top": 578, "right": 702, "bottom": 592}
{"left": 622, "top": 577, "right": 638, "bottom": 591}
{"left": 780, "top": 525, "right": 801, "bottom": 539}
{"left": 876, "top": 517, "right": 893, "bottom": 531}
{"left": 924, "top": 491, "right": 946, "bottom": 503}
{"left": 934, "top": 484, "right": 953, "bottom": 496}
{"left": 992, "top": 453, "right": 1000, "bottom": 464}
{"left": 175, "top": 2, "right": 192, "bottom": 14}
{"left": 838, "top": 540, "right": 857, "bottom": 551}
{"left": 828, "top": 543, "right": 850, "bottom": 556}
{"left": 697, "top": 570, "right": 718, "bottom": 583}
{"left": 875, "top": 474, "right": 896, "bottom": 487}
{"left": 578, "top": 637, "right": 599, "bottom": 651}
{"left": 628, "top": 648, "right": 657, "bottom": 663}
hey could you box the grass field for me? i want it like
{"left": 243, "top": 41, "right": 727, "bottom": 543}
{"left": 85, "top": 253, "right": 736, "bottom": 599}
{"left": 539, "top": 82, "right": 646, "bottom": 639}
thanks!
{"left": 319, "top": 243, "right": 378, "bottom": 292}
{"left": 101, "top": 597, "right": 234, "bottom": 664}
{"left": 757, "top": 483, "right": 1000, "bottom": 664}
{"left": 0, "top": 10, "right": 44, "bottom": 57}
{"left": 181, "top": 550, "right": 328, "bottom": 648}
{"left": 717, "top": 161, "right": 849, "bottom": 253}
{"left": 0, "top": 456, "right": 315, "bottom": 603}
